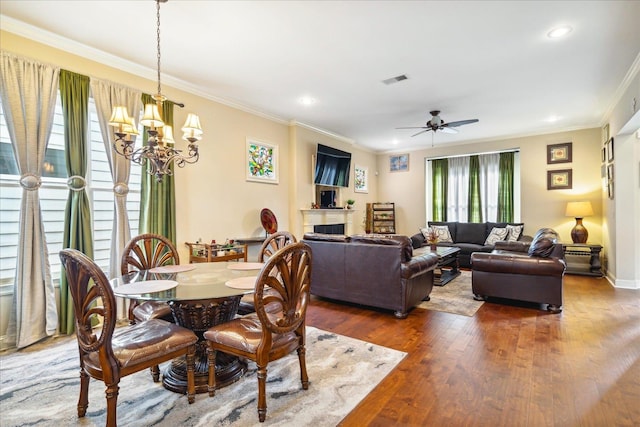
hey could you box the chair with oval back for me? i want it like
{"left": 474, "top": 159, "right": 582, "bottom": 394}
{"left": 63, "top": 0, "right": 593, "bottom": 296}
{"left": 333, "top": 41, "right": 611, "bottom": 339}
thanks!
{"left": 59, "top": 248, "right": 197, "bottom": 427}
{"left": 204, "top": 242, "right": 312, "bottom": 422}
{"left": 121, "top": 233, "right": 179, "bottom": 324}
{"left": 237, "top": 231, "right": 297, "bottom": 315}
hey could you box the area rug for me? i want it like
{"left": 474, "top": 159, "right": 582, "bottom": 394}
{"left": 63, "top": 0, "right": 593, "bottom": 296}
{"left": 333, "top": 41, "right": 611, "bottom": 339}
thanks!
{"left": 417, "top": 271, "right": 484, "bottom": 317}
{"left": 0, "top": 326, "right": 405, "bottom": 426}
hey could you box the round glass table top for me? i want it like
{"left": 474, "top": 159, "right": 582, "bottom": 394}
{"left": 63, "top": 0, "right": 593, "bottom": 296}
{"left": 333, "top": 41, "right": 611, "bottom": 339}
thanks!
{"left": 111, "top": 262, "right": 259, "bottom": 301}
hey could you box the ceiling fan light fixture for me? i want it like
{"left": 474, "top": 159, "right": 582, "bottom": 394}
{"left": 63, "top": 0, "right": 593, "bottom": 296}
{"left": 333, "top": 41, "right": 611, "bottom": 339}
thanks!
{"left": 547, "top": 25, "right": 572, "bottom": 39}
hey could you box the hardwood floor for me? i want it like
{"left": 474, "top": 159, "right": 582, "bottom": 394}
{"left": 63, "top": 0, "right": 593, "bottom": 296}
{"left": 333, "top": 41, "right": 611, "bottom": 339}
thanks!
{"left": 305, "top": 274, "right": 640, "bottom": 427}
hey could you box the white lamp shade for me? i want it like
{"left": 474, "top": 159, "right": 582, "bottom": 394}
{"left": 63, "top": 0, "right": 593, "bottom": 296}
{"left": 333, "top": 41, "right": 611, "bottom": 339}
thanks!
{"left": 565, "top": 201, "right": 594, "bottom": 218}
{"left": 122, "top": 118, "right": 139, "bottom": 136}
{"left": 162, "top": 125, "right": 175, "bottom": 144}
{"left": 181, "top": 113, "right": 203, "bottom": 134}
{"left": 140, "top": 103, "right": 165, "bottom": 128}
{"left": 108, "top": 106, "right": 130, "bottom": 127}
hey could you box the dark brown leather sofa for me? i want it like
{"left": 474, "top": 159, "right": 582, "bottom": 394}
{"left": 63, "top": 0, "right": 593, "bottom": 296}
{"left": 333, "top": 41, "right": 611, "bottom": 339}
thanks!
{"left": 302, "top": 233, "right": 439, "bottom": 318}
{"left": 470, "top": 229, "right": 566, "bottom": 313}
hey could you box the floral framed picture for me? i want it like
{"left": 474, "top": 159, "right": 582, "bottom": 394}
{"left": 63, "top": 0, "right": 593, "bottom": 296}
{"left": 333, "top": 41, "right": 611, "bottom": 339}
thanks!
{"left": 547, "top": 169, "right": 572, "bottom": 190}
{"left": 390, "top": 153, "right": 409, "bottom": 172}
{"left": 246, "top": 139, "right": 278, "bottom": 184}
{"left": 547, "top": 142, "right": 572, "bottom": 164}
{"left": 354, "top": 165, "right": 368, "bottom": 193}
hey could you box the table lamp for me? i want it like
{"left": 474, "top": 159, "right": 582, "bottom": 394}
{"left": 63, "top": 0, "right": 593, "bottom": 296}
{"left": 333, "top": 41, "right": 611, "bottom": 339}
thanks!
{"left": 565, "top": 201, "right": 594, "bottom": 243}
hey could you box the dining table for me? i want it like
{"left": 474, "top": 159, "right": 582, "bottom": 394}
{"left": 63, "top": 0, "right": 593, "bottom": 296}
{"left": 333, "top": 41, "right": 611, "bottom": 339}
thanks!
{"left": 111, "top": 261, "right": 265, "bottom": 394}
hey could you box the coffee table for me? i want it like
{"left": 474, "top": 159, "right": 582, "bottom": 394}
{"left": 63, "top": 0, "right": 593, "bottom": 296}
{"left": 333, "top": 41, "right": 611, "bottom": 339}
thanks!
{"left": 432, "top": 246, "right": 461, "bottom": 286}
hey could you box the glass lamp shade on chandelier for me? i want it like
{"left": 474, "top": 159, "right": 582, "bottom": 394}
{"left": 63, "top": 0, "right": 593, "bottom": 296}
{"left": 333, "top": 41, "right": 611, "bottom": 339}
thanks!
{"left": 565, "top": 201, "right": 594, "bottom": 244}
{"left": 108, "top": 0, "right": 203, "bottom": 182}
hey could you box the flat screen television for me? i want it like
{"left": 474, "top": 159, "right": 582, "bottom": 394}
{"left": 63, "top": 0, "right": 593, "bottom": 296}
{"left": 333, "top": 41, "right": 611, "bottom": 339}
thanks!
{"left": 314, "top": 144, "right": 351, "bottom": 187}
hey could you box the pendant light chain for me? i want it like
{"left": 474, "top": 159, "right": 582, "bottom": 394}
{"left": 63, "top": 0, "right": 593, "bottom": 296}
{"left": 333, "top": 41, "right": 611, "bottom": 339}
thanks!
{"left": 156, "top": 0, "right": 162, "bottom": 96}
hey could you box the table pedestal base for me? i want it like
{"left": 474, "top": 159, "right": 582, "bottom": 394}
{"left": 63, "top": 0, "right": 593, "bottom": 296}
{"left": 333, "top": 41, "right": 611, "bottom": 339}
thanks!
{"left": 167, "top": 296, "right": 245, "bottom": 394}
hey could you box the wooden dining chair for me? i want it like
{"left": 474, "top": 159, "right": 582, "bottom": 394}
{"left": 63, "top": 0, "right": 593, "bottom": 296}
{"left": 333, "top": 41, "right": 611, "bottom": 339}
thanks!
{"left": 59, "top": 248, "right": 198, "bottom": 427}
{"left": 121, "top": 233, "right": 179, "bottom": 324}
{"left": 204, "top": 242, "right": 312, "bottom": 422}
{"left": 237, "top": 231, "right": 297, "bottom": 315}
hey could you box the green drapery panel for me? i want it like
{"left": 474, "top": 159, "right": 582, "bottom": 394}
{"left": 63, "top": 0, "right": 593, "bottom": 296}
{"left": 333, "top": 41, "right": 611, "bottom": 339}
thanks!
{"left": 139, "top": 93, "right": 176, "bottom": 244}
{"left": 431, "top": 159, "right": 448, "bottom": 221}
{"left": 58, "top": 69, "right": 93, "bottom": 334}
{"left": 497, "top": 151, "right": 514, "bottom": 222}
{"left": 468, "top": 155, "right": 482, "bottom": 222}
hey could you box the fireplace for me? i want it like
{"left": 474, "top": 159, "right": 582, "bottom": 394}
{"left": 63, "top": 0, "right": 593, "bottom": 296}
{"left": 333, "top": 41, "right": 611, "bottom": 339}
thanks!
{"left": 314, "top": 223, "right": 345, "bottom": 235}
{"left": 301, "top": 209, "right": 356, "bottom": 235}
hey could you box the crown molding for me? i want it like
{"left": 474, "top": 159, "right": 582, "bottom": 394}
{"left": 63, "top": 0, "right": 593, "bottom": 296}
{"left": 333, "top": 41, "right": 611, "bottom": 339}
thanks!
{"left": 601, "top": 51, "right": 640, "bottom": 124}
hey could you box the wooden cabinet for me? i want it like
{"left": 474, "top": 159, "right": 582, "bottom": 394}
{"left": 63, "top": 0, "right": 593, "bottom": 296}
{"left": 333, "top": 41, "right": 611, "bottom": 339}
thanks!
{"left": 562, "top": 243, "right": 603, "bottom": 277}
{"left": 370, "top": 202, "right": 396, "bottom": 234}
{"left": 185, "top": 242, "right": 248, "bottom": 263}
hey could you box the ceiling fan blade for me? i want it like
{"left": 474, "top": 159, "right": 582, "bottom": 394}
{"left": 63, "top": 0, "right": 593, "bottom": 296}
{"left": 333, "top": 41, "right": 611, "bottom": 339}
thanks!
{"left": 396, "top": 126, "right": 428, "bottom": 130}
{"left": 445, "top": 119, "right": 479, "bottom": 128}
{"left": 411, "top": 129, "right": 430, "bottom": 137}
{"left": 439, "top": 126, "right": 458, "bottom": 134}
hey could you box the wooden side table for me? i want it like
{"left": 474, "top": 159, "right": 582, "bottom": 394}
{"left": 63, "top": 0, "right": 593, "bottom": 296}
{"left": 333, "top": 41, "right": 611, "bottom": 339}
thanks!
{"left": 561, "top": 243, "right": 603, "bottom": 277}
{"left": 185, "top": 242, "right": 248, "bottom": 263}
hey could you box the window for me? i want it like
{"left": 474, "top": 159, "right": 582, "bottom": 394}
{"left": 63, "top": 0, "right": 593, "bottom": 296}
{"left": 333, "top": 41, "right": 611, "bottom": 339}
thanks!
{"left": 0, "top": 96, "right": 141, "bottom": 289}
{"left": 425, "top": 151, "right": 520, "bottom": 223}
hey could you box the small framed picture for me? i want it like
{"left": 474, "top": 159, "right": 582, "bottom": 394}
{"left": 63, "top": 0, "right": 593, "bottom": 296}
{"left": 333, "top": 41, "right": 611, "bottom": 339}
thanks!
{"left": 607, "top": 137, "right": 614, "bottom": 162}
{"left": 602, "top": 123, "right": 609, "bottom": 144}
{"left": 547, "top": 169, "right": 572, "bottom": 190}
{"left": 246, "top": 138, "right": 278, "bottom": 184}
{"left": 608, "top": 179, "right": 614, "bottom": 200}
{"left": 547, "top": 142, "right": 572, "bottom": 164}
{"left": 390, "top": 153, "right": 409, "bottom": 172}
{"left": 601, "top": 146, "right": 606, "bottom": 163}
{"left": 607, "top": 163, "right": 614, "bottom": 180}
{"left": 354, "top": 165, "right": 368, "bottom": 193}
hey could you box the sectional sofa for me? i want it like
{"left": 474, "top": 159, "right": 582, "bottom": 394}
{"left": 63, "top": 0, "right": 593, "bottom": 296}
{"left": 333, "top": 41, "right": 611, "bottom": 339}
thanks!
{"left": 410, "top": 221, "right": 531, "bottom": 269}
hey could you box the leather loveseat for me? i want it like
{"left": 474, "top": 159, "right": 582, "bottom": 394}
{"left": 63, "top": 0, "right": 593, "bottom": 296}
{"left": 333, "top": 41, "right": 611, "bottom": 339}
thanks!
{"left": 470, "top": 228, "right": 566, "bottom": 313}
{"left": 301, "top": 233, "right": 439, "bottom": 318}
{"left": 410, "top": 221, "right": 531, "bottom": 269}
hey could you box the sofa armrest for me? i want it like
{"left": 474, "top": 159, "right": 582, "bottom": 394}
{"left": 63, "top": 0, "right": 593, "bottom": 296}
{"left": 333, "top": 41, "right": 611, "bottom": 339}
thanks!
{"left": 494, "top": 240, "right": 530, "bottom": 253}
{"left": 401, "top": 252, "right": 439, "bottom": 279}
{"left": 471, "top": 252, "right": 565, "bottom": 277}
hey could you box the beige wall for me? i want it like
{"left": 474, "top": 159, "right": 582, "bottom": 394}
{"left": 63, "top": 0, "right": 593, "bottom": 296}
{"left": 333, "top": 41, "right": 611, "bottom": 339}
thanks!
{"left": 378, "top": 128, "right": 603, "bottom": 244}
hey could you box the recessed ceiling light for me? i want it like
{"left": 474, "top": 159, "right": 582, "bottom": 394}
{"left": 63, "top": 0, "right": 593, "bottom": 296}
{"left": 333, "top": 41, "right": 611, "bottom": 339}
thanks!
{"left": 392, "top": 139, "right": 399, "bottom": 145}
{"left": 299, "top": 96, "right": 316, "bottom": 106}
{"left": 545, "top": 115, "right": 563, "bottom": 123}
{"left": 547, "top": 26, "right": 572, "bottom": 39}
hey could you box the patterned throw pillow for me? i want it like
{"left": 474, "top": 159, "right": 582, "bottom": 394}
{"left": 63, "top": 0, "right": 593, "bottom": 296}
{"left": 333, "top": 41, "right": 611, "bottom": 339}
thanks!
{"left": 419, "top": 227, "right": 432, "bottom": 240}
{"left": 431, "top": 225, "right": 453, "bottom": 243}
{"left": 506, "top": 224, "right": 523, "bottom": 242}
{"left": 484, "top": 227, "right": 509, "bottom": 245}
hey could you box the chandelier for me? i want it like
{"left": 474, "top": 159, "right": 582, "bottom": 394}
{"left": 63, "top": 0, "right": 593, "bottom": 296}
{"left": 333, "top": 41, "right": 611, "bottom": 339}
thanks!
{"left": 109, "top": 0, "right": 203, "bottom": 182}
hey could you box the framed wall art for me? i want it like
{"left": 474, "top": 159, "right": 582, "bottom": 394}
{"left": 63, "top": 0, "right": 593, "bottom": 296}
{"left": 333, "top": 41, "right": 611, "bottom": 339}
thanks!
{"left": 547, "top": 142, "right": 572, "bottom": 164}
{"left": 606, "top": 137, "right": 614, "bottom": 162}
{"left": 390, "top": 153, "right": 409, "bottom": 172}
{"left": 246, "top": 139, "right": 278, "bottom": 184}
{"left": 602, "top": 123, "right": 609, "bottom": 144}
{"left": 547, "top": 169, "right": 572, "bottom": 190}
{"left": 354, "top": 165, "right": 368, "bottom": 193}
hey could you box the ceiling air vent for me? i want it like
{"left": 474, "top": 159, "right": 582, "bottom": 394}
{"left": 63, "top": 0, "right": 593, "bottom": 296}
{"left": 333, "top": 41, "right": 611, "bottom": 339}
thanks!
{"left": 382, "top": 74, "right": 408, "bottom": 85}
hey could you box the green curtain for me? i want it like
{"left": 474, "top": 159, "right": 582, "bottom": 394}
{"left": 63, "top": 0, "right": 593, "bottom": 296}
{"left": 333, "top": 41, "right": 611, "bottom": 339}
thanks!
{"left": 139, "top": 93, "right": 176, "bottom": 244}
{"left": 58, "top": 70, "right": 93, "bottom": 334}
{"left": 468, "top": 155, "right": 482, "bottom": 222}
{"left": 431, "top": 159, "right": 448, "bottom": 221}
{"left": 497, "top": 151, "right": 514, "bottom": 222}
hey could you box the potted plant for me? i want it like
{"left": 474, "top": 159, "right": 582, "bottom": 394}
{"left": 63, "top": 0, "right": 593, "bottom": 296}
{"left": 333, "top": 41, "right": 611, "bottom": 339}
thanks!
{"left": 426, "top": 229, "right": 439, "bottom": 250}
{"left": 346, "top": 199, "right": 355, "bottom": 209}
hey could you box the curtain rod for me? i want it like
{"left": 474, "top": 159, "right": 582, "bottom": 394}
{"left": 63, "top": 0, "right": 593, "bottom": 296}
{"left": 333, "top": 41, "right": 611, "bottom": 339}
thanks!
{"left": 426, "top": 148, "right": 519, "bottom": 161}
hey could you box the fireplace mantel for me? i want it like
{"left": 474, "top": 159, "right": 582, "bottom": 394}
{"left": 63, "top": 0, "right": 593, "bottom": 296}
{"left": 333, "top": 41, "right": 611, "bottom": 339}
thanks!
{"left": 300, "top": 209, "right": 357, "bottom": 235}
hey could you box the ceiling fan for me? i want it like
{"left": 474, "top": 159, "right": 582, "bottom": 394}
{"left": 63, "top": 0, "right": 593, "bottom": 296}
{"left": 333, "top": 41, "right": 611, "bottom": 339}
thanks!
{"left": 397, "top": 110, "right": 479, "bottom": 137}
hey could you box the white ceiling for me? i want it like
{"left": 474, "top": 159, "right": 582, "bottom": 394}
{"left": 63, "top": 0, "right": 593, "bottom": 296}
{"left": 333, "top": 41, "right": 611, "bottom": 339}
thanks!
{"left": 1, "top": 1, "right": 639, "bottom": 152}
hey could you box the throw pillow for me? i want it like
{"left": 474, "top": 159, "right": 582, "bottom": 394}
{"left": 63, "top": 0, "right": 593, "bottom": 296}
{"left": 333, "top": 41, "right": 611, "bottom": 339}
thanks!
{"left": 419, "top": 227, "right": 432, "bottom": 239}
{"left": 431, "top": 225, "right": 453, "bottom": 243}
{"left": 506, "top": 224, "right": 523, "bottom": 242}
{"left": 484, "top": 227, "right": 509, "bottom": 245}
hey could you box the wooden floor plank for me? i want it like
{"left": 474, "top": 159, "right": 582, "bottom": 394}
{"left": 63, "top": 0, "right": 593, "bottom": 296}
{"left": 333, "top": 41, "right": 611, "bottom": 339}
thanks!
{"left": 306, "top": 275, "right": 640, "bottom": 426}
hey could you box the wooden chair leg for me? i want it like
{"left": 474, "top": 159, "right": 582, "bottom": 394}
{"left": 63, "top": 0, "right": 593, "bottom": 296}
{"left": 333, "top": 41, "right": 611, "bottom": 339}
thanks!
{"left": 77, "top": 370, "right": 90, "bottom": 417}
{"left": 186, "top": 345, "right": 196, "bottom": 404}
{"left": 150, "top": 365, "right": 160, "bottom": 382}
{"left": 297, "top": 346, "right": 309, "bottom": 390}
{"left": 257, "top": 365, "right": 267, "bottom": 422}
{"left": 206, "top": 347, "right": 217, "bottom": 397}
{"left": 105, "top": 383, "right": 119, "bottom": 427}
